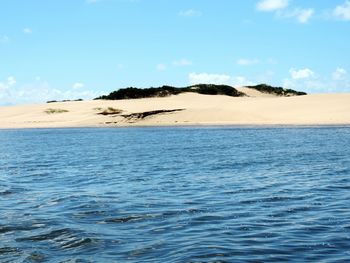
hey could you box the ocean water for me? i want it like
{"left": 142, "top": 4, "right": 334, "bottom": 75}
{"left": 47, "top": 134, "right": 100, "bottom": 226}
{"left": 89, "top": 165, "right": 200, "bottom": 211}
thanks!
{"left": 1, "top": 127, "right": 350, "bottom": 262}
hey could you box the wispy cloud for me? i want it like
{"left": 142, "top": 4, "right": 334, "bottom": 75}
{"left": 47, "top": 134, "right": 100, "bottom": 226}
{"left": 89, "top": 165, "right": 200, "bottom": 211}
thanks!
{"left": 157, "top": 59, "right": 193, "bottom": 70}
{"left": 178, "top": 9, "right": 202, "bottom": 17}
{"left": 333, "top": 1, "right": 350, "bottom": 21}
{"left": 279, "top": 8, "right": 314, "bottom": 23}
{"left": 256, "top": 0, "right": 289, "bottom": 12}
{"left": 173, "top": 59, "right": 192, "bottom": 66}
{"left": 117, "top": 64, "right": 125, "bottom": 69}
{"left": 237, "top": 58, "right": 260, "bottom": 66}
{"left": 72, "top": 82, "right": 85, "bottom": 90}
{"left": 156, "top": 63, "right": 167, "bottom": 71}
{"left": 23, "top": 28, "right": 32, "bottom": 34}
{"left": 0, "top": 35, "right": 10, "bottom": 44}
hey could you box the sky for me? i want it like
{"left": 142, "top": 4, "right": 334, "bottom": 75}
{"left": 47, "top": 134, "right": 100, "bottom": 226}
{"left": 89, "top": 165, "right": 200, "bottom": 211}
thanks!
{"left": 1, "top": 0, "right": 350, "bottom": 105}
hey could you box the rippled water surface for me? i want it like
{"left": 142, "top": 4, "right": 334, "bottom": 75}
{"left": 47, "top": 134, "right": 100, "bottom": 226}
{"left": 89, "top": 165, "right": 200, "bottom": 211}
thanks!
{"left": 1, "top": 127, "right": 350, "bottom": 262}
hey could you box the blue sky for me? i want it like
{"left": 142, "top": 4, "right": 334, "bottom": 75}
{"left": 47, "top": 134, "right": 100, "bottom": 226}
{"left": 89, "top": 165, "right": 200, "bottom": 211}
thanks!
{"left": 1, "top": 0, "right": 350, "bottom": 105}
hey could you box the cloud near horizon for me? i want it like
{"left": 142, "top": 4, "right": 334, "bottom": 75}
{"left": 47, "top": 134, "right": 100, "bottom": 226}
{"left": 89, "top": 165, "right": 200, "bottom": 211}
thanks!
{"left": 188, "top": 73, "right": 256, "bottom": 87}
{"left": 284, "top": 67, "right": 350, "bottom": 93}
{"left": 332, "top": 68, "right": 347, "bottom": 80}
{"left": 0, "top": 77, "right": 102, "bottom": 106}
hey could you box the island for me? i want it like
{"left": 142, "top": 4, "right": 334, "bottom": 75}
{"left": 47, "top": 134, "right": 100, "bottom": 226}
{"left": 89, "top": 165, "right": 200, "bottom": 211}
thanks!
{"left": 0, "top": 84, "right": 349, "bottom": 129}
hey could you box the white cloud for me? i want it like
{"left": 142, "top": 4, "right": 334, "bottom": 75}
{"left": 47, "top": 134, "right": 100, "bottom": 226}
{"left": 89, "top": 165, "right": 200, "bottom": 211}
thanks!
{"left": 237, "top": 58, "right": 260, "bottom": 66}
{"left": 23, "top": 28, "right": 32, "bottom": 34}
{"left": 333, "top": 1, "right": 350, "bottom": 21}
{"left": 256, "top": 0, "right": 289, "bottom": 12}
{"left": 290, "top": 68, "right": 315, "bottom": 79}
{"left": 279, "top": 8, "right": 314, "bottom": 23}
{"left": 173, "top": 59, "right": 192, "bottom": 66}
{"left": 156, "top": 63, "right": 167, "bottom": 71}
{"left": 257, "top": 0, "right": 313, "bottom": 24}
{"left": 72, "top": 82, "right": 84, "bottom": 90}
{"left": 189, "top": 73, "right": 231, "bottom": 85}
{"left": 178, "top": 9, "right": 202, "bottom": 17}
{"left": 332, "top": 68, "right": 347, "bottom": 80}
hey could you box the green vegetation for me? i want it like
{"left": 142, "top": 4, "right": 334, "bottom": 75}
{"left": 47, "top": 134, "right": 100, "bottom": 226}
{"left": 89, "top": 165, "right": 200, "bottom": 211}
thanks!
{"left": 97, "top": 107, "right": 123, "bottom": 115}
{"left": 95, "top": 84, "right": 245, "bottom": 100}
{"left": 44, "top": 108, "right": 69, "bottom": 114}
{"left": 188, "top": 84, "right": 244, "bottom": 96}
{"left": 94, "top": 83, "right": 306, "bottom": 101}
{"left": 246, "top": 84, "right": 307, "bottom": 96}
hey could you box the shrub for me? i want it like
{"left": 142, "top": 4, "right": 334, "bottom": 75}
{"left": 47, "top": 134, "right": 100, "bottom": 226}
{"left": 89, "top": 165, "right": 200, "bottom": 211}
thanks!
{"left": 44, "top": 108, "right": 69, "bottom": 114}
{"left": 98, "top": 107, "right": 123, "bottom": 115}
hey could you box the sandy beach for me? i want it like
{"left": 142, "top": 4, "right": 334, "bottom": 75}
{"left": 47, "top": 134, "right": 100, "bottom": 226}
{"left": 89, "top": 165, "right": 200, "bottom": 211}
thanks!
{"left": 0, "top": 90, "right": 350, "bottom": 129}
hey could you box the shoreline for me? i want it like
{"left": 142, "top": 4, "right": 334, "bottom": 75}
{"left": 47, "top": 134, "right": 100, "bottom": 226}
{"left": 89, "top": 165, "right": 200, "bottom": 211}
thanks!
{"left": 1, "top": 123, "right": 350, "bottom": 131}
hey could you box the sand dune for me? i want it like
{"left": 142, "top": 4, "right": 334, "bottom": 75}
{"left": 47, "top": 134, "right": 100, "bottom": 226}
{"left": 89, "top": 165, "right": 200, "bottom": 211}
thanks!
{"left": 0, "top": 92, "right": 350, "bottom": 129}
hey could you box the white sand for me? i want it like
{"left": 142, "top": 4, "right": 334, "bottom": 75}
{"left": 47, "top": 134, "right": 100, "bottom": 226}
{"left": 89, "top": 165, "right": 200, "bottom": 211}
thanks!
{"left": 0, "top": 92, "right": 350, "bottom": 129}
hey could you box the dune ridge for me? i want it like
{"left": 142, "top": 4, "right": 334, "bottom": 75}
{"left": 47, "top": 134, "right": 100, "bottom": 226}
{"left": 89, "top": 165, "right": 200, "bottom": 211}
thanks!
{"left": 0, "top": 91, "right": 350, "bottom": 129}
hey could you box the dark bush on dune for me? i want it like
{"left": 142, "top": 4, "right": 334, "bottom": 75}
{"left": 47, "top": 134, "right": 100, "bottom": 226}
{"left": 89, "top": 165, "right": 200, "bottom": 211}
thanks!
{"left": 186, "top": 84, "right": 244, "bottom": 97}
{"left": 96, "top": 86, "right": 182, "bottom": 100}
{"left": 95, "top": 84, "right": 245, "bottom": 100}
{"left": 247, "top": 84, "right": 307, "bottom": 96}
{"left": 95, "top": 83, "right": 306, "bottom": 100}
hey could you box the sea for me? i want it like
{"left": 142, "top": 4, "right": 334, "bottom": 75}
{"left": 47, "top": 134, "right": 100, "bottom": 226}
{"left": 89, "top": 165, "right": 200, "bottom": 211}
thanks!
{"left": 1, "top": 127, "right": 350, "bottom": 262}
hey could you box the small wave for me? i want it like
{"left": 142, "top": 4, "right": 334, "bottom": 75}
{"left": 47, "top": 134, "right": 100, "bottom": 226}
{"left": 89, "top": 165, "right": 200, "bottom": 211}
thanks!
{"left": 103, "top": 214, "right": 157, "bottom": 223}
{"left": 0, "top": 224, "right": 41, "bottom": 234}
{"left": 16, "top": 228, "right": 72, "bottom": 242}
{"left": 102, "top": 209, "right": 204, "bottom": 224}
{"left": 0, "top": 247, "right": 20, "bottom": 255}
{"left": 16, "top": 228, "right": 99, "bottom": 251}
